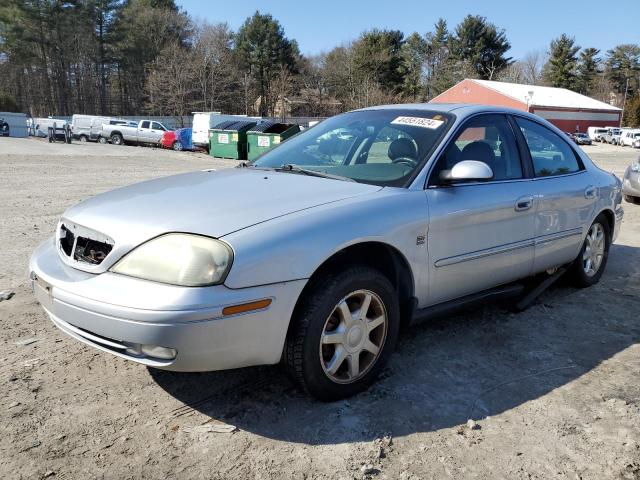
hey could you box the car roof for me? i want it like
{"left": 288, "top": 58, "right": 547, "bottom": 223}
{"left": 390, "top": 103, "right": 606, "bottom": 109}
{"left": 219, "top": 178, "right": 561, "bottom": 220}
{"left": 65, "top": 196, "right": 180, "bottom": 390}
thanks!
{"left": 357, "top": 102, "right": 542, "bottom": 118}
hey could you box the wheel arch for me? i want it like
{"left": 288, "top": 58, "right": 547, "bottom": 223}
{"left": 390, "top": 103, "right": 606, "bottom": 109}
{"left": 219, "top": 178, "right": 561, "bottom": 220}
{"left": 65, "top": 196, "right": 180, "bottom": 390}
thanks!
{"left": 290, "top": 241, "right": 416, "bottom": 329}
{"left": 597, "top": 207, "right": 615, "bottom": 234}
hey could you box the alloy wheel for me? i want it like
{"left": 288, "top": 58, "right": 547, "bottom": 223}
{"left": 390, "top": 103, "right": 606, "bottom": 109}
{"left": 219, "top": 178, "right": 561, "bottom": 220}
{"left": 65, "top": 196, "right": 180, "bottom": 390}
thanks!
{"left": 583, "top": 223, "right": 605, "bottom": 277}
{"left": 319, "top": 289, "right": 387, "bottom": 384}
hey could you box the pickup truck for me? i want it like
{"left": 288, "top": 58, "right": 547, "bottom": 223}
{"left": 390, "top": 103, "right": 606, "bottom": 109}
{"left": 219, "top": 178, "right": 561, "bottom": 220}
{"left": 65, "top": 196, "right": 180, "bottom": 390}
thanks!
{"left": 100, "top": 120, "right": 170, "bottom": 146}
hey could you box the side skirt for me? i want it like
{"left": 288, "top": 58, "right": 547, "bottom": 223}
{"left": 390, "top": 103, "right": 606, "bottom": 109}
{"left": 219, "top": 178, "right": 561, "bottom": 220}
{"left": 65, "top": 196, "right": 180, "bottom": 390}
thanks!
{"left": 408, "top": 283, "right": 526, "bottom": 325}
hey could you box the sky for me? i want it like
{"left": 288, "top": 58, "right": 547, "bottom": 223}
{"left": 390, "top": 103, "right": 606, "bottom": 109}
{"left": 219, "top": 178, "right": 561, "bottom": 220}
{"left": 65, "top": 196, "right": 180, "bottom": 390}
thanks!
{"left": 178, "top": 0, "right": 639, "bottom": 60}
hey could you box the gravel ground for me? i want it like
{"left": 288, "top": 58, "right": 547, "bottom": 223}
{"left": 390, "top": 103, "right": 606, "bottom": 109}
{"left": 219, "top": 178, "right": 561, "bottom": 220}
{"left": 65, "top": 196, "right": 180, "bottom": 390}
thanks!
{"left": 1, "top": 137, "right": 639, "bottom": 480}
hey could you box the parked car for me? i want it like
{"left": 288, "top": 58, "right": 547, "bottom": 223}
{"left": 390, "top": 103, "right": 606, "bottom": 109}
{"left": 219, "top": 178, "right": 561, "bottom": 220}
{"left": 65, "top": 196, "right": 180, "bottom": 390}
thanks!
{"left": 587, "top": 126, "right": 609, "bottom": 142}
{"left": 603, "top": 128, "right": 622, "bottom": 144}
{"left": 633, "top": 138, "right": 640, "bottom": 149}
{"left": 573, "top": 133, "right": 592, "bottom": 145}
{"left": 160, "top": 127, "right": 193, "bottom": 151}
{"left": 619, "top": 130, "right": 640, "bottom": 147}
{"left": 71, "top": 115, "right": 128, "bottom": 142}
{"left": 97, "top": 121, "right": 138, "bottom": 144}
{"left": 100, "top": 119, "right": 169, "bottom": 146}
{"left": 623, "top": 158, "right": 640, "bottom": 204}
{"left": 29, "top": 104, "right": 624, "bottom": 400}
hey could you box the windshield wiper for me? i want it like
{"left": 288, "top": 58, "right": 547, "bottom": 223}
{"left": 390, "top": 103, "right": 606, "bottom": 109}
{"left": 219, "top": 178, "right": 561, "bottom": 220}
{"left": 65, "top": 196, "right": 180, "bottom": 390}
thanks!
{"left": 276, "top": 164, "right": 355, "bottom": 182}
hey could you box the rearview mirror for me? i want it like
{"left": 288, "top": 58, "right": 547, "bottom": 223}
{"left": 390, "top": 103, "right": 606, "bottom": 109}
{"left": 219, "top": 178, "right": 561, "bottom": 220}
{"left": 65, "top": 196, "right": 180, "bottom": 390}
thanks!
{"left": 440, "top": 160, "right": 494, "bottom": 182}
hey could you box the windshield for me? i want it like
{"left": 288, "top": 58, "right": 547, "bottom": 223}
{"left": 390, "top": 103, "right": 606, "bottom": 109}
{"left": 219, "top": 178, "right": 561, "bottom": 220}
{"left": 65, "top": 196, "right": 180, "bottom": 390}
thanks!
{"left": 252, "top": 109, "right": 453, "bottom": 186}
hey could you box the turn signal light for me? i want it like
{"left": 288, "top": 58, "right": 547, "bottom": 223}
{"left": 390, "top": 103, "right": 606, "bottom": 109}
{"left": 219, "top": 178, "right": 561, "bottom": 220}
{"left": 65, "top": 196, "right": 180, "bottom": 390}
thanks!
{"left": 222, "top": 299, "right": 272, "bottom": 316}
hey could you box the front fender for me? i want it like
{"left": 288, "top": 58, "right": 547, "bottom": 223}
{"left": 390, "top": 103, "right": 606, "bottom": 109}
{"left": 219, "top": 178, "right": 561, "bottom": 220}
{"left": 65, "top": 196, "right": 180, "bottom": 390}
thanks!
{"left": 221, "top": 188, "right": 429, "bottom": 295}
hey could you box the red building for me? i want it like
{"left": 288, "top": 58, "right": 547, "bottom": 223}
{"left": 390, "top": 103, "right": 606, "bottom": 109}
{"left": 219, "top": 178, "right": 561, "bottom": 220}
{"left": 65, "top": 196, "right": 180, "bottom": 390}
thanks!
{"left": 431, "top": 79, "right": 621, "bottom": 133}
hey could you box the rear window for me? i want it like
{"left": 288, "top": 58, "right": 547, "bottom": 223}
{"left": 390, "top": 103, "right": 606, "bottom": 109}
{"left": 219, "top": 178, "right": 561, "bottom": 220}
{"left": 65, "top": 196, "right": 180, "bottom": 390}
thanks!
{"left": 515, "top": 117, "right": 582, "bottom": 177}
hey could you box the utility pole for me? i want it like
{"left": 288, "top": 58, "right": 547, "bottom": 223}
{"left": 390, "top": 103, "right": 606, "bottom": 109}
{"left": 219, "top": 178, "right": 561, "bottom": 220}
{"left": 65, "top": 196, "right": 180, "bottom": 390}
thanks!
{"left": 620, "top": 77, "right": 629, "bottom": 128}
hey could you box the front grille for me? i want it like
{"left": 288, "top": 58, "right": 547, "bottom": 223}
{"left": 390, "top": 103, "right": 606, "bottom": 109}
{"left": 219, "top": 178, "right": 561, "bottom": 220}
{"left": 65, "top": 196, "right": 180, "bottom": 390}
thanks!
{"left": 58, "top": 223, "right": 113, "bottom": 266}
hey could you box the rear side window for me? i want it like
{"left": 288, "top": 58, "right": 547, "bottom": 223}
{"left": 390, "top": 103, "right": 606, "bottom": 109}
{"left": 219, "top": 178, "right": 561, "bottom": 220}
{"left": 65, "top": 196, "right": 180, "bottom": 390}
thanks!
{"left": 515, "top": 117, "right": 582, "bottom": 177}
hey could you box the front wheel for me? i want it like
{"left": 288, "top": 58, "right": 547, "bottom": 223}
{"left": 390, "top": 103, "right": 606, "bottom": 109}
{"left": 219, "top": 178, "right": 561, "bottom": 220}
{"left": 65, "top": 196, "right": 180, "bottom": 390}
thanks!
{"left": 568, "top": 214, "right": 611, "bottom": 288}
{"left": 172, "top": 141, "right": 183, "bottom": 151}
{"left": 284, "top": 266, "right": 399, "bottom": 401}
{"left": 98, "top": 137, "right": 107, "bottom": 144}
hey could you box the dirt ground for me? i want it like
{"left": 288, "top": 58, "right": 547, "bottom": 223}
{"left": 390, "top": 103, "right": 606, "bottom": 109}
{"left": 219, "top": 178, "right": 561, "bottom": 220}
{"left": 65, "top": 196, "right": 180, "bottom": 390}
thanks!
{"left": 1, "top": 137, "right": 639, "bottom": 480}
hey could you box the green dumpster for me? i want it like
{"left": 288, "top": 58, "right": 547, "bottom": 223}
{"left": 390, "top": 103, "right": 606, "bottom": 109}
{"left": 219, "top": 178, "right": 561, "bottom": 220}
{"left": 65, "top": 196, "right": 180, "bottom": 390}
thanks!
{"left": 246, "top": 121, "right": 301, "bottom": 161}
{"left": 209, "top": 120, "right": 257, "bottom": 160}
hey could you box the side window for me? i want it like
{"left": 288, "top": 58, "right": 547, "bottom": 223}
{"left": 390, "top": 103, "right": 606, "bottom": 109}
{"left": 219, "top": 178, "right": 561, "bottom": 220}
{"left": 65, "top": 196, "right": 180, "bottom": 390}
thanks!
{"left": 433, "top": 114, "right": 523, "bottom": 182}
{"left": 515, "top": 117, "right": 582, "bottom": 177}
{"left": 152, "top": 122, "right": 164, "bottom": 130}
{"left": 365, "top": 126, "right": 418, "bottom": 164}
{"left": 140, "top": 121, "right": 150, "bottom": 129}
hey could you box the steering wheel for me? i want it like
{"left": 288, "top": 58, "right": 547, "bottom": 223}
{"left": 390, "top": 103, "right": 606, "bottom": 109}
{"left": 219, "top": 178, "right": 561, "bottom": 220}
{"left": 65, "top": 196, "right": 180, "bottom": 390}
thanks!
{"left": 392, "top": 157, "right": 418, "bottom": 168}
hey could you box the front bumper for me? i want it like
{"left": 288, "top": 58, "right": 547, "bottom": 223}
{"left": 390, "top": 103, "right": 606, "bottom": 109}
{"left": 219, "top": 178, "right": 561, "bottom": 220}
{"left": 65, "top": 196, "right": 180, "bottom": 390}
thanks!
{"left": 623, "top": 169, "right": 640, "bottom": 198}
{"left": 29, "top": 238, "right": 306, "bottom": 371}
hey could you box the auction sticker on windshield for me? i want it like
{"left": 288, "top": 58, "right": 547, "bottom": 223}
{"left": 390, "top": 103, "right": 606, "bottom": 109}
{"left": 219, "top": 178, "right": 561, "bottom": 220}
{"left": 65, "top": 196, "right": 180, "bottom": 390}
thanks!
{"left": 391, "top": 116, "right": 444, "bottom": 129}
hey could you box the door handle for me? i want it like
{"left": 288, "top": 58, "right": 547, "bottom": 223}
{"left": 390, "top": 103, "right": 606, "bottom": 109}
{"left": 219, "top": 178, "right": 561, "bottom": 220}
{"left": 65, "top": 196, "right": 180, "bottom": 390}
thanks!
{"left": 584, "top": 186, "right": 597, "bottom": 199}
{"left": 515, "top": 195, "right": 534, "bottom": 212}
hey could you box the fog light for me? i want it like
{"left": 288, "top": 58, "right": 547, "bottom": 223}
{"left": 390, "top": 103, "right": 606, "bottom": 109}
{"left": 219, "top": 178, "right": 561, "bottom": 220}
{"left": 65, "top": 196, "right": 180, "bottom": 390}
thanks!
{"left": 140, "top": 344, "right": 177, "bottom": 360}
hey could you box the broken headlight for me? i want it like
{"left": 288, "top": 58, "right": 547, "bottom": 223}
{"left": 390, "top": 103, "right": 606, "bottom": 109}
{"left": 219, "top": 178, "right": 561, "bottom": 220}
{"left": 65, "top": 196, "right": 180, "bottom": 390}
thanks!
{"left": 110, "top": 234, "right": 233, "bottom": 287}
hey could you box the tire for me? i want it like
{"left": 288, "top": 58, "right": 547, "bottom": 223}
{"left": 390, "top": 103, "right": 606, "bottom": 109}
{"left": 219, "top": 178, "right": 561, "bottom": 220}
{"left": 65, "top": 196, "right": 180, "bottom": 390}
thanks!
{"left": 111, "top": 133, "right": 123, "bottom": 145}
{"left": 568, "top": 214, "right": 611, "bottom": 288}
{"left": 172, "top": 141, "right": 183, "bottom": 151}
{"left": 283, "top": 266, "right": 400, "bottom": 401}
{"left": 79, "top": 135, "right": 87, "bottom": 143}
{"left": 98, "top": 137, "right": 107, "bottom": 144}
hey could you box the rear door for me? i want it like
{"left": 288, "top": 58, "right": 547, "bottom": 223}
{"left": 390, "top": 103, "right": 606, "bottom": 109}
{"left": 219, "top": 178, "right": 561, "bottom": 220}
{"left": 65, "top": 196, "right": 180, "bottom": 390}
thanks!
{"left": 512, "top": 116, "right": 593, "bottom": 273}
{"left": 425, "top": 114, "right": 536, "bottom": 305}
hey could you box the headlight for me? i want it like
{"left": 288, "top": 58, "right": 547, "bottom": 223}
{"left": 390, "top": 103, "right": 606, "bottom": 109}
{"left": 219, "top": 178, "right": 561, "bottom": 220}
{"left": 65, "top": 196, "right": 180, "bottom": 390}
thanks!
{"left": 631, "top": 162, "right": 640, "bottom": 173}
{"left": 110, "top": 233, "right": 233, "bottom": 286}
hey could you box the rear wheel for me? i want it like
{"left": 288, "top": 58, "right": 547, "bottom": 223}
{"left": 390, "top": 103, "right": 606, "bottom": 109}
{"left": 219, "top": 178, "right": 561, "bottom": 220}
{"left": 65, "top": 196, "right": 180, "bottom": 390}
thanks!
{"left": 172, "top": 141, "right": 183, "bottom": 151}
{"left": 568, "top": 214, "right": 610, "bottom": 288}
{"left": 111, "top": 133, "right": 123, "bottom": 145}
{"left": 98, "top": 137, "right": 107, "bottom": 144}
{"left": 79, "top": 135, "right": 87, "bottom": 143}
{"left": 284, "top": 266, "right": 399, "bottom": 401}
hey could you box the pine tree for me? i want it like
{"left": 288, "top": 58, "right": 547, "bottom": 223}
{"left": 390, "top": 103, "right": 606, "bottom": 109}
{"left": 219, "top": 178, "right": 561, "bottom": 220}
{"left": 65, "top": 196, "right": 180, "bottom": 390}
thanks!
{"left": 576, "top": 48, "right": 600, "bottom": 95}
{"left": 235, "top": 11, "right": 299, "bottom": 116}
{"left": 449, "top": 15, "right": 512, "bottom": 80}
{"left": 543, "top": 34, "right": 580, "bottom": 90}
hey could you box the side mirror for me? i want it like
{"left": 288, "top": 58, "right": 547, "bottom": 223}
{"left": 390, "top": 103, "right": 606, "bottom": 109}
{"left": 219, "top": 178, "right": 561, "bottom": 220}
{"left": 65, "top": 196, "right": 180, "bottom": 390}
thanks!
{"left": 440, "top": 160, "right": 494, "bottom": 182}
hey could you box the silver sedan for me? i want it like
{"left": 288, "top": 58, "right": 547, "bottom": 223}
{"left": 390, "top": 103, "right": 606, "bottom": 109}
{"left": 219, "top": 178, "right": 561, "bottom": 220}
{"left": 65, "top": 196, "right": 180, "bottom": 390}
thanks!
{"left": 30, "top": 104, "right": 624, "bottom": 400}
{"left": 623, "top": 157, "right": 640, "bottom": 204}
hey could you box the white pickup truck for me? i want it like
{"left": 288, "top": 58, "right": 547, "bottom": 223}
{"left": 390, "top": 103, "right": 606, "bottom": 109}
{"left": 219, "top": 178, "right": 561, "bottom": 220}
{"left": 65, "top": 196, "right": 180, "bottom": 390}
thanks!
{"left": 100, "top": 120, "right": 170, "bottom": 146}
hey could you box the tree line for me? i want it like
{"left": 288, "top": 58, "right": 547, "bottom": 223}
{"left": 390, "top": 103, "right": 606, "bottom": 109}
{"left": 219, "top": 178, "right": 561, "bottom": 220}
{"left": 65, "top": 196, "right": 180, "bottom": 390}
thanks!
{"left": 1, "top": 1, "right": 639, "bottom": 126}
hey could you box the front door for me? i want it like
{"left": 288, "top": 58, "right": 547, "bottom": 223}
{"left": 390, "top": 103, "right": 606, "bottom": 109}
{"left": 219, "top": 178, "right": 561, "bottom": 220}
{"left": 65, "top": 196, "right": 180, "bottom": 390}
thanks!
{"left": 425, "top": 114, "right": 536, "bottom": 305}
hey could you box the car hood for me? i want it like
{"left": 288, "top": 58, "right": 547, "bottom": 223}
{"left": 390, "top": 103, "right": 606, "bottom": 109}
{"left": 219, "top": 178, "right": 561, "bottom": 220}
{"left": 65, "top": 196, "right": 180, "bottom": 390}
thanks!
{"left": 60, "top": 168, "right": 381, "bottom": 271}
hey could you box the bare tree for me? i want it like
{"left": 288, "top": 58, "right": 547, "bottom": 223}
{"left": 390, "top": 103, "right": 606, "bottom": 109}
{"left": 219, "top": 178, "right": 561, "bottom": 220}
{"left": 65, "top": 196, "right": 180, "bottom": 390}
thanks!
{"left": 522, "top": 50, "right": 546, "bottom": 85}
{"left": 191, "top": 22, "right": 239, "bottom": 113}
